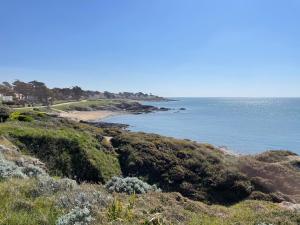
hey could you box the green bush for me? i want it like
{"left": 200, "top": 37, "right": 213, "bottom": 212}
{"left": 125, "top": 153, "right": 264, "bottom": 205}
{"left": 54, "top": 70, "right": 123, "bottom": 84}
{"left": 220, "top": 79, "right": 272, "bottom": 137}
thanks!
{"left": 9, "top": 111, "right": 33, "bottom": 122}
{"left": 111, "top": 132, "right": 253, "bottom": 204}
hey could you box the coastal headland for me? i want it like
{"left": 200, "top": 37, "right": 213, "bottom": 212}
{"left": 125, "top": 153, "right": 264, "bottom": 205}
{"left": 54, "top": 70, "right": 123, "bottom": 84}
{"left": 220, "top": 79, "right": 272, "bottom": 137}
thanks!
{"left": 0, "top": 95, "right": 299, "bottom": 224}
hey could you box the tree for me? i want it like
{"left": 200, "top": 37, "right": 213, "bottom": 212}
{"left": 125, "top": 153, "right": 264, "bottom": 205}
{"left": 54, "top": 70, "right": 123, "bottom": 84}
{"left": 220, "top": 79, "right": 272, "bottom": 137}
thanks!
{"left": 29, "top": 80, "right": 50, "bottom": 105}
{"left": 72, "top": 86, "right": 83, "bottom": 100}
{"left": 2, "top": 82, "right": 13, "bottom": 89}
{"left": 104, "top": 91, "right": 115, "bottom": 99}
{"left": 0, "top": 84, "right": 14, "bottom": 96}
{"left": 12, "top": 80, "right": 34, "bottom": 99}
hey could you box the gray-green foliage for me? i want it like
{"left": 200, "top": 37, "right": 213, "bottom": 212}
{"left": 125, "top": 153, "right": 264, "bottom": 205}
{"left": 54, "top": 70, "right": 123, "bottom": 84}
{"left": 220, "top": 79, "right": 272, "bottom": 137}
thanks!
{"left": 0, "top": 154, "right": 27, "bottom": 179}
{"left": 21, "top": 164, "right": 47, "bottom": 177}
{"left": 0, "top": 150, "right": 47, "bottom": 180}
{"left": 58, "top": 191, "right": 111, "bottom": 209}
{"left": 34, "top": 175, "right": 77, "bottom": 196}
{"left": 0, "top": 147, "right": 77, "bottom": 196}
{"left": 56, "top": 206, "right": 93, "bottom": 225}
{"left": 105, "top": 176, "right": 160, "bottom": 194}
{"left": 56, "top": 190, "right": 110, "bottom": 225}
{"left": 256, "top": 223, "right": 274, "bottom": 225}
{"left": 56, "top": 190, "right": 97, "bottom": 225}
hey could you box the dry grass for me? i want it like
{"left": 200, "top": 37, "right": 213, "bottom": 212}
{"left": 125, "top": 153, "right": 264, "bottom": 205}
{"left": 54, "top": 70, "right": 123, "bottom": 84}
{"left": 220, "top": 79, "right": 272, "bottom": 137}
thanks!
{"left": 239, "top": 151, "right": 300, "bottom": 203}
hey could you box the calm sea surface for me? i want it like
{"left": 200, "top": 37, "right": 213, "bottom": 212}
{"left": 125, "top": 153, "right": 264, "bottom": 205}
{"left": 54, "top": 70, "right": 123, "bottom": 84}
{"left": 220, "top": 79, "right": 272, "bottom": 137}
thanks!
{"left": 103, "top": 98, "right": 300, "bottom": 155}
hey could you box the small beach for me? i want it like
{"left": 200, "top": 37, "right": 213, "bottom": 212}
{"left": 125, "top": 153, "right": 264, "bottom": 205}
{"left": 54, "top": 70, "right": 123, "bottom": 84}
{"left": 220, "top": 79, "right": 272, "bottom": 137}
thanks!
{"left": 58, "top": 110, "right": 124, "bottom": 121}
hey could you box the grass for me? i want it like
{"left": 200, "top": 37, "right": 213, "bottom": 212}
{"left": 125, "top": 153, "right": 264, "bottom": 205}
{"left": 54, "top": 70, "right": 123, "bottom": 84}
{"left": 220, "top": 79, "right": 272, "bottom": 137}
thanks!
{"left": 239, "top": 152, "right": 300, "bottom": 203}
{"left": 189, "top": 200, "right": 300, "bottom": 225}
{"left": 0, "top": 179, "right": 63, "bottom": 225}
{"left": 0, "top": 178, "right": 298, "bottom": 225}
{"left": 0, "top": 118, "right": 121, "bottom": 183}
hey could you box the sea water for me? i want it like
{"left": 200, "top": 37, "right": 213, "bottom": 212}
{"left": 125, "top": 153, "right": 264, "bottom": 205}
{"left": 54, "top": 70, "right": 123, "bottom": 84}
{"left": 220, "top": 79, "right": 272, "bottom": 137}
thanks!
{"left": 103, "top": 98, "right": 300, "bottom": 154}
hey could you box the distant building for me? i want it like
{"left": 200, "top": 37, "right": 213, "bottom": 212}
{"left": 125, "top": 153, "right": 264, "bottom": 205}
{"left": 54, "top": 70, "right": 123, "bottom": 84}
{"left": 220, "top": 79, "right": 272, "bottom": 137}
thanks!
{"left": 2, "top": 96, "right": 14, "bottom": 103}
{"left": 15, "top": 93, "right": 25, "bottom": 100}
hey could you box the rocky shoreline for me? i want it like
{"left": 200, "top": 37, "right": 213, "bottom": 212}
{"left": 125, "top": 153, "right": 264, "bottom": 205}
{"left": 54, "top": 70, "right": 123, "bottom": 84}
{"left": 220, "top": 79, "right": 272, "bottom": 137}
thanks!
{"left": 61, "top": 100, "right": 170, "bottom": 113}
{"left": 88, "top": 101, "right": 170, "bottom": 114}
{"left": 81, "top": 120, "right": 129, "bottom": 129}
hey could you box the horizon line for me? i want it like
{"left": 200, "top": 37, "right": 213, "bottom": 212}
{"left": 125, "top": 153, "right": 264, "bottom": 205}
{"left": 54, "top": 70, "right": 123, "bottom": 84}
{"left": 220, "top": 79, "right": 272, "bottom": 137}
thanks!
{"left": 166, "top": 96, "right": 300, "bottom": 98}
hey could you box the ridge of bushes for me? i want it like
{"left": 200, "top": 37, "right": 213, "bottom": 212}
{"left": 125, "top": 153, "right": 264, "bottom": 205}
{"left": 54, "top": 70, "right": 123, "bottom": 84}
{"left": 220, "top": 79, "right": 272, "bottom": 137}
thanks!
{"left": 111, "top": 131, "right": 300, "bottom": 205}
{"left": 111, "top": 132, "right": 253, "bottom": 204}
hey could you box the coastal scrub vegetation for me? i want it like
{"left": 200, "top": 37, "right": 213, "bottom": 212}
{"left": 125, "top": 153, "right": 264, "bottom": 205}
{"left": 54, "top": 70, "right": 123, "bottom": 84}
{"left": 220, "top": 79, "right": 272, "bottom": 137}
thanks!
{"left": 0, "top": 112, "right": 121, "bottom": 182}
{"left": 1, "top": 111, "right": 299, "bottom": 205}
{"left": 111, "top": 131, "right": 300, "bottom": 204}
{"left": 111, "top": 132, "right": 252, "bottom": 204}
{"left": 105, "top": 176, "right": 160, "bottom": 194}
{"left": 239, "top": 151, "right": 300, "bottom": 203}
{"left": 0, "top": 178, "right": 299, "bottom": 225}
{"left": 0, "top": 110, "right": 299, "bottom": 224}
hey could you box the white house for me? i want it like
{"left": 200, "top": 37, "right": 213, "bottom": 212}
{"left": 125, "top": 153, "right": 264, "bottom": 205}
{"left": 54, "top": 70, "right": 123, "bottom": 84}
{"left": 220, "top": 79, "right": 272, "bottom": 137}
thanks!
{"left": 2, "top": 96, "right": 13, "bottom": 102}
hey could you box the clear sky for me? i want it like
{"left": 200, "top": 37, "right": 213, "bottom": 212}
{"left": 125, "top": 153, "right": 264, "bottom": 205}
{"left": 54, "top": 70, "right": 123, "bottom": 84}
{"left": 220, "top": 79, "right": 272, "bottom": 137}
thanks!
{"left": 1, "top": 0, "right": 300, "bottom": 97}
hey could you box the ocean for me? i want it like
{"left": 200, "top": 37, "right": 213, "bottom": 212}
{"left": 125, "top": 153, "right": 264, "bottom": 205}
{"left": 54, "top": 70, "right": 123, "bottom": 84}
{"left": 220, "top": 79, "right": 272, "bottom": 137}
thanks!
{"left": 103, "top": 98, "right": 300, "bottom": 155}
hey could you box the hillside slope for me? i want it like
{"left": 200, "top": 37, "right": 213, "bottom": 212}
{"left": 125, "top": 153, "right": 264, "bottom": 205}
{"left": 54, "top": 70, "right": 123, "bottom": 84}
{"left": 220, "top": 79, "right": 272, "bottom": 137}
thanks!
{"left": 1, "top": 111, "right": 299, "bottom": 205}
{"left": 0, "top": 142, "right": 299, "bottom": 225}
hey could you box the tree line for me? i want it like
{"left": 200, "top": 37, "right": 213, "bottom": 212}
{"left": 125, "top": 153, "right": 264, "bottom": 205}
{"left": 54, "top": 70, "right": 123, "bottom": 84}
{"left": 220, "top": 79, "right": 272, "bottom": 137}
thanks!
{"left": 0, "top": 80, "right": 163, "bottom": 106}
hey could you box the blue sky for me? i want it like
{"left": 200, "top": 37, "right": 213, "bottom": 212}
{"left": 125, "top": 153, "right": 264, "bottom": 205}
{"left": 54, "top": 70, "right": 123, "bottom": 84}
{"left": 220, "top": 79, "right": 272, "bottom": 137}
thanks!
{"left": 1, "top": 0, "right": 300, "bottom": 97}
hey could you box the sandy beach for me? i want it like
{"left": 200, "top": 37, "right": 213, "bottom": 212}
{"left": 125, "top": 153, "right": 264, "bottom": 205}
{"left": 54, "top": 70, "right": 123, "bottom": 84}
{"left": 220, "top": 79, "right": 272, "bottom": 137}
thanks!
{"left": 58, "top": 110, "right": 124, "bottom": 121}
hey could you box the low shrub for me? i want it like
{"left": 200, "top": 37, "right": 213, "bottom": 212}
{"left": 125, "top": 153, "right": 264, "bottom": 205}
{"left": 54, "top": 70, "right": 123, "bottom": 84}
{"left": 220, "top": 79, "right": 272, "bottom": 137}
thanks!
{"left": 107, "top": 197, "right": 124, "bottom": 221}
{"left": 256, "top": 223, "right": 274, "bottom": 225}
{"left": 56, "top": 206, "right": 93, "bottom": 225}
{"left": 58, "top": 190, "right": 111, "bottom": 209}
{"left": 21, "top": 164, "right": 47, "bottom": 177}
{"left": 107, "top": 195, "right": 137, "bottom": 222}
{"left": 105, "top": 176, "right": 160, "bottom": 194}
{"left": 9, "top": 111, "right": 33, "bottom": 122}
{"left": 111, "top": 132, "right": 253, "bottom": 204}
{"left": 34, "top": 175, "right": 77, "bottom": 196}
{"left": 0, "top": 156, "right": 27, "bottom": 179}
{"left": 0, "top": 151, "right": 47, "bottom": 180}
